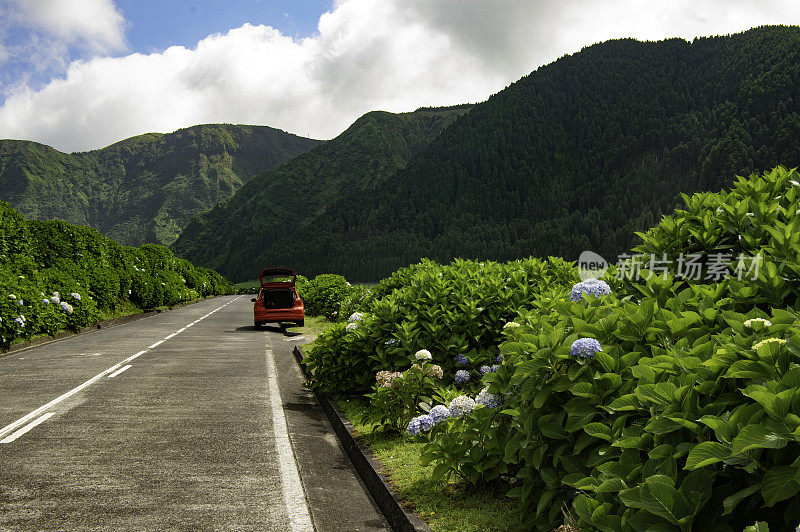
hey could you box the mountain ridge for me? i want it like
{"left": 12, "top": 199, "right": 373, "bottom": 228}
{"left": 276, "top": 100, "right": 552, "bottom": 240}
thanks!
{"left": 0, "top": 123, "right": 322, "bottom": 246}
{"left": 171, "top": 106, "right": 471, "bottom": 279}
{"left": 253, "top": 25, "right": 800, "bottom": 281}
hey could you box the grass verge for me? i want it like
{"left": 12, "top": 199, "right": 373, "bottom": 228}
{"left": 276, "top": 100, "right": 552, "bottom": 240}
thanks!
{"left": 336, "top": 398, "right": 521, "bottom": 532}
{"left": 296, "top": 314, "right": 336, "bottom": 340}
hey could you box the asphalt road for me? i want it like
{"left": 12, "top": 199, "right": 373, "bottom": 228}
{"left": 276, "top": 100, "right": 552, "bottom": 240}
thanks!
{"left": 0, "top": 296, "right": 389, "bottom": 531}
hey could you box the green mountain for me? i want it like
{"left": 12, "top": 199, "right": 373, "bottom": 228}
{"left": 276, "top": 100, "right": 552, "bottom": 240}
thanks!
{"left": 171, "top": 106, "right": 471, "bottom": 280}
{"left": 254, "top": 25, "right": 800, "bottom": 281}
{"left": 0, "top": 124, "right": 321, "bottom": 246}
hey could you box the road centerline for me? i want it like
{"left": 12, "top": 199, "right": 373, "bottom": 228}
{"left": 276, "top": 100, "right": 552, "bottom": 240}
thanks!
{"left": 0, "top": 412, "right": 56, "bottom": 444}
{"left": 108, "top": 365, "right": 133, "bottom": 379}
{"left": 0, "top": 298, "right": 238, "bottom": 443}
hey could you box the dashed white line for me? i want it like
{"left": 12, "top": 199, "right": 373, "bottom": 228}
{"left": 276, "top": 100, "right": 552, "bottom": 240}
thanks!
{"left": 264, "top": 333, "right": 314, "bottom": 531}
{"left": 0, "top": 413, "right": 55, "bottom": 444}
{"left": 0, "top": 297, "right": 240, "bottom": 443}
{"left": 108, "top": 365, "right": 133, "bottom": 379}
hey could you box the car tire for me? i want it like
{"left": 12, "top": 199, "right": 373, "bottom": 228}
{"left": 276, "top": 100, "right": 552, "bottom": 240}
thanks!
{"left": 296, "top": 319, "right": 305, "bottom": 328}
{"left": 254, "top": 320, "right": 262, "bottom": 329}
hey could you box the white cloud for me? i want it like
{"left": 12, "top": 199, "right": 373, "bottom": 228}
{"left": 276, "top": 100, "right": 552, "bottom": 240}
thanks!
{"left": 1, "top": 0, "right": 800, "bottom": 152}
{"left": 6, "top": 0, "right": 126, "bottom": 52}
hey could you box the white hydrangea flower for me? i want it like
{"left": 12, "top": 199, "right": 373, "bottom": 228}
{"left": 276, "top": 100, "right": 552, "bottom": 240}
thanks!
{"left": 743, "top": 318, "right": 771, "bottom": 328}
{"left": 348, "top": 312, "right": 364, "bottom": 323}
{"left": 345, "top": 322, "right": 359, "bottom": 331}
{"left": 415, "top": 349, "right": 432, "bottom": 361}
{"left": 8, "top": 294, "right": 16, "bottom": 300}
{"left": 448, "top": 395, "right": 476, "bottom": 418}
{"left": 71, "top": 292, "right": 81, "bottom": 301}
{"left": 753, "top": 338, "right": 786, "bottom": 350}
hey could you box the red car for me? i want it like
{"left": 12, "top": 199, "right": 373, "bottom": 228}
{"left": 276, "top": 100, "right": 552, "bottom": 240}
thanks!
{"left": 252, "top": 268, "right": 304, "bottom": 328}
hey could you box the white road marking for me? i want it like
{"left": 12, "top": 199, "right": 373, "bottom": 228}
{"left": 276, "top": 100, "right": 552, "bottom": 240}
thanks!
{"left": 164, "top": 333, "right": 177, "bottom": 340}
{"left": 264, "top": 333, "right": 314, "bottom": 531}
{"left": 0, "top": 297, "right": 239, "bottom": 443}
{"left": 108, "top": 365, "right": 133, "bottom": 379}
{"left": 175, "top": 328, "right": 186, "bottom": 334}
{"left": 0, "top": 413, "right": 55, "bottom": 444}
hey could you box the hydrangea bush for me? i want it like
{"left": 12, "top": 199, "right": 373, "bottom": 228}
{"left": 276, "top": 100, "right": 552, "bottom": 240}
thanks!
{"left": 310, "top": 167, "right": 800, "bottom": 531}
{"left": 0, "top": 201, "right": 233, "bottom": 348}
{"left": 415, "top": 168, "right": 800, "bottom": 530}
{"left": 304, "top": 256, "right": 579, "bottom": 394}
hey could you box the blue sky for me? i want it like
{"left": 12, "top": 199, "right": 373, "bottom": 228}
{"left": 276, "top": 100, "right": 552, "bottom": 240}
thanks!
{"left": 116, "top": 0, "right": 330, "bottom": 52}
{"left": 1, "top": 0, "right": 800, "bottom": 152}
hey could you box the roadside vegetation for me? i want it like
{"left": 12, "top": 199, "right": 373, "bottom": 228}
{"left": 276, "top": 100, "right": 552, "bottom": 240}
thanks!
{"left": 0, "top": 201, "right": 233, "bottom": 349}
{"left": 303, "top": 167, "right": 800, "bottom": 531}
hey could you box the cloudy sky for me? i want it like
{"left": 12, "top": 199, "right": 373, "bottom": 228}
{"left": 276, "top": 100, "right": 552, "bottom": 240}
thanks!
{"left": 1, "top": 0, "right": 799, "bottom": 153}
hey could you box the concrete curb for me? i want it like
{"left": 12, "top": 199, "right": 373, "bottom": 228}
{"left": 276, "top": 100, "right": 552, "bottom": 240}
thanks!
{"left": 293, "top": 346, "right": 430, "bottom": 532}
{"left": 1, "top": 296, "right": 221, "bottom": 357}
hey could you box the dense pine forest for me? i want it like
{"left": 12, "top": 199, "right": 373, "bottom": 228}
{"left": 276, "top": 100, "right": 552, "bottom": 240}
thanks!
{"left": 172, "top": 106, "right": 471, "bottom": 279}
{"left": 0, "top": 124, "right": 321, "bottom": 246}
{"left": 246, "top": 25, "right": 800, "bottom": 282}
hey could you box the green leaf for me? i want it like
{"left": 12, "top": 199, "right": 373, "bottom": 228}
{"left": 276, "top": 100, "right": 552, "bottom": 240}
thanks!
{"left": 645, "top": 416, "right": 683, "bottom": 435}
{"left": 608, "top": 393, "right": 640, "bottom": 411}
{"left": 731, "top": 424, "right": 788, "bottom": 455}
{"left": 639, "top": 477, "right": 688, "bottom": 525}
{"left": 722, "top": 484, "right": 760, "bottom": 515}
{"left": 583, "top": 422, "right": 612, "bottom": 441}
{"left": 572, "top": 494, "right": 600, "bottom": 522}
{"left": 743, "top": 522, "right": 770, "bottom": 532}
{"left": 761, "top": 466, "right": 800, "bottom": 506}
{"left": 679, "top": 469, "right": 713, "bottom": 516}
{"left": 684, "top": 441, "right": 730, "bottom": 470}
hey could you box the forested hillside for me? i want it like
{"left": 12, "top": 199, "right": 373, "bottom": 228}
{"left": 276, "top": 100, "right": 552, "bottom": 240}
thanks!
{"left": 0, "top": 124, "right": 321, "bottom": 246}
{"left": 256, "top": 25, "right": 800, "bottom": 281}
{"left": 172, "top": 106, "right": 471, "bottom": 280}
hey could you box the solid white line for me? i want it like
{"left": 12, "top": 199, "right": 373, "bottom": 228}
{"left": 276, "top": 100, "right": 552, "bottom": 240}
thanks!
{"left": 108, "top": 365, "right": 133, "bottom": 379}
{"left": 148, "top": 340, "right": 164, "bottom": 349}
{"left": 175, "top": 328, "right": 186, "bottom": 334}
{"left": 164, "top": 333, "right": 177, "bottom": 340}
{"left": 264, "top": 334, "right": 313, "bottom": 531}
{"left": 0, "top": 413, "right": 55, "bottom": 444}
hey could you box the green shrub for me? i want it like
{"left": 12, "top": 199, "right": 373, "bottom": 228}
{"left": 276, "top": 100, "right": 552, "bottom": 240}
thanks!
{"left": 0, "top": 201, "right": 233, "bottom": 347}
{"left": 415, "top": 167, "right": 800, "bottom": 530}
{"left": 304, "top": 257, "right": 579, "bottom": 395}
{"left": 302, "top": 273, "right": 350, "bottom": 319}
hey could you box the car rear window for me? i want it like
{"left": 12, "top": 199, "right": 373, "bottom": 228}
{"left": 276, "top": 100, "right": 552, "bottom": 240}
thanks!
{"left": 261, "top": 275, "right": 293, "bottom": 284}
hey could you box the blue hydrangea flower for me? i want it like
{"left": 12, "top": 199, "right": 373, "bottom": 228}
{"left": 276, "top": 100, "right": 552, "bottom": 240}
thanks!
{"left": 428, "top": 405, "right": 451, "bottom": 424}
{"left": 570, "top": 279, "right": 612, "bottom": 302}
{"left": 476, "top": 387, "right": 503, "bottom": 409}
{"left": 453, "top": 354, "right": 468, "bottom": 365}
{"left": 570, "top": 338, "right": 602, "bottom": 358}
{"left": 454, "top": 369, "right": 470, "bottom": 384}
{"left": 480, "top": 364, "right": 500, "bottom": 374}
{"left": 407, "top": 414, "right": 434, "bottom": 436}
{"left": 496, "top": 354, "right": 503, "bottom": 363}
